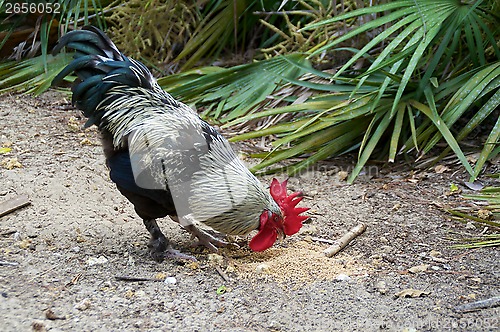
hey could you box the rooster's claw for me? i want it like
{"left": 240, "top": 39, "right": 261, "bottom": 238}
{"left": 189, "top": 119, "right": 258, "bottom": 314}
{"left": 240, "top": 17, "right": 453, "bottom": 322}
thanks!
{"left": 184, "top": 224, "right": 227, "bottom": 252}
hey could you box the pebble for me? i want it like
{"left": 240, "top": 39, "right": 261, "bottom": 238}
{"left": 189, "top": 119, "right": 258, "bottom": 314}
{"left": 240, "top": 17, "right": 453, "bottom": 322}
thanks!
{"left": 207, "top": 253, "right": 224, "bottom": 265}
{"left": 164, "top": 277, "right": 177, "bottom": 284}
{"left": 86, "top": 256, "right": 108, "bottom": 266}
{"left": 256, "top": 263, "right": 270, "bottom": 274}
{"left": 74, "top": 298, "right": 91, "bottom": 311}
{"left": 335, "top": 273, "right": 351, "bottom": 281}
{"left": 374, "top": 280, "right": 388, "bottom": 294}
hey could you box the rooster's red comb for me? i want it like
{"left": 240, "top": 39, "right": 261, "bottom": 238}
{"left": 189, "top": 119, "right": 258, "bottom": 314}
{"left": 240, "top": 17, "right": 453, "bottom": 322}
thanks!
{"left": 270, "top": 178, "right": 309, "bottom": 235}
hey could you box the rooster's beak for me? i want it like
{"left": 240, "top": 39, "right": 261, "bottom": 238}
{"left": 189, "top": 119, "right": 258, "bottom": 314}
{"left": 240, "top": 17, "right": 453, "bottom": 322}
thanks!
{"left": 277, "top": 228, "right": 285, "bottom": 242}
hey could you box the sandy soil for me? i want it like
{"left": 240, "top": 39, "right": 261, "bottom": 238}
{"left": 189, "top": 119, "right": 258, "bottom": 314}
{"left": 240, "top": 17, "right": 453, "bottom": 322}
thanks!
{"left": 0, "top": 91, "right": 498, "bottom": 331}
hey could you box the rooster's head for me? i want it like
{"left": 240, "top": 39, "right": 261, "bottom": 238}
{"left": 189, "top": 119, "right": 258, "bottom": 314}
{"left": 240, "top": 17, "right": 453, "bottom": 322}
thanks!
{"left": 249, "top": 178, "right": 309, "bottom": 251}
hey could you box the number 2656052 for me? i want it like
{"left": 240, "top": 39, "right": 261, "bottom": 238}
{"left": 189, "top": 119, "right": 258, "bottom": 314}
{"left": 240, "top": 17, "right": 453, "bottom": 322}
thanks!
{"left": 5, "top": 2, "right": 61, "bottom": 14}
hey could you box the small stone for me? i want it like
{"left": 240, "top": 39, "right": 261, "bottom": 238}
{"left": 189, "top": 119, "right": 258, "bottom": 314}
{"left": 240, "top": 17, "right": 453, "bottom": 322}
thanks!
{"left": 434, "top": 165, "right": 449, "bottom": 173}
{"left": 374, "top": 280, "right": 387, "bottom": 294}
{"left": 0, "top": 157, "right": 22, "bottom": 169}
{"left": 45, "top": 309, "right": 65, "bottom": 320}
{"left": 408, "top": 264, "right": 429, "bottom": 273}
{"left": 465, "top": 222, "right": 476, "bottom": 230}
{"left": 429, "top": 250, "right": 442, "bottom": 258}
{"left": 477, "top": 209, "right": 493, "bottom": 220}
{"left": 86, "top": 256, "right": 108, "bottom": 266}
{"left": 256, "top": 263, "right": 270, "bottom": 274}
{"left": 337, "top": 171, "right": 348, "bottom": 181}
{"left": 299, "top": 225, "right": 317, "bottom": 235}
{"left": 164, "top": 277, "right": 177, "bottom": 284}
{"left": 74, "top": 298, "right": 91, "bottom": 311}
{"left": 207, "top": 253, "right": 224, "bottom": 265}
{"left": 335, "top": 273, "right": 351, "bottom": 281}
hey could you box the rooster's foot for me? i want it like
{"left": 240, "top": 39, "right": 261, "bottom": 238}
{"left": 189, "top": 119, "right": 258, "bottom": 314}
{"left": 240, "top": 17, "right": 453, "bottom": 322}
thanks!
{"left": 147, "top": 237, "right": 197, "bottom": 262}
{"left": 184, "top": 224, "right": 228, "bottom": 252}
{"left": 144, "top": 219, "right": 196, "bottom": 262}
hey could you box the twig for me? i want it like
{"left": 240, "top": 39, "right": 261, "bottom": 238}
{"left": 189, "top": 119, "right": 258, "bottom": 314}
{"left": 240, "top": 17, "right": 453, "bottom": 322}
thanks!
{"left": 0, "top": 260, "right": 18, "bottom": 266}
{"left": 310, "top": 237, "right": 335, "bottom": 245}
{"left": 0, "top": 195, "right": 31, "bottom": 218}
{"left": 324, "top": 223, "right": 367, "bottom": 258}
{"left": 1, "top": 230, "right": 17, "bottom": 237}
{"left": 28, "top": 264, "right": 60, "bottom": 282}
{"left": 115, "top": 276, "right": 163, "bottom": 282}
{"left": 454, "top": 296, "right": 500, "bottom": 313}
{"left": 215, "top": 266, "right": 230, "bottom": 283}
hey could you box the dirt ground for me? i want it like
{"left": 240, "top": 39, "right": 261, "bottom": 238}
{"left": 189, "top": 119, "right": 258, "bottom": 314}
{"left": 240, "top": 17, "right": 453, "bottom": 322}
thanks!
{"left": 0, "top": 91, "right": 499, "bottom": 331}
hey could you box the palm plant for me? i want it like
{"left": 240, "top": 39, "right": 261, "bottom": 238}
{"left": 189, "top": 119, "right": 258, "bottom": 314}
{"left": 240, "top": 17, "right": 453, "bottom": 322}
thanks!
{"left": 0, "top": 0, "right": 110, "bottom": 92}
{"left": 449, "top": 181, "right": 499, "bottom": 248}
{"left": 163, "top": 0, "right": 499, "bottom": 182}
{"left": 1, "top": 0, "right": 498, "bottom": 183}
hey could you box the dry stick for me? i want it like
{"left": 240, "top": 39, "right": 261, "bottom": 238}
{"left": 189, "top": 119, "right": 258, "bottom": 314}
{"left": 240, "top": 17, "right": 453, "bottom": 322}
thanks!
{"left": 0, "top": 195, "right": 30, "bottom": 218}
{"left": 115, "top": 276, "right": 163, "bottom": 282}
{"left": 310, "top": 237, "right": 335, "bottom": 245}
{"left": 215, "top": 265, "right": 230, "bottom": 283}
{"left": 0, "top": 260, "right": 18, "bottom": 266}
{"left": 324, "top": 223, "right": 367, "bottom": 258}
{"left": 454, "top": 296, "right": 500, "bottom": 313}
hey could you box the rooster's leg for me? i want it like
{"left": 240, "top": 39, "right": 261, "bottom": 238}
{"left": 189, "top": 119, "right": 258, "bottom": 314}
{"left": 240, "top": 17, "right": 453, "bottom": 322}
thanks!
{"left": 143, "top": 219, "right": 196, "bottom": 262}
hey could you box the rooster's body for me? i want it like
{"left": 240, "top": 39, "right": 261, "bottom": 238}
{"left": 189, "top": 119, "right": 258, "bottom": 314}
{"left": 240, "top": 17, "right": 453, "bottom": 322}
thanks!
{"left": 52, "top": 26, "right": 307, "bottom": 261}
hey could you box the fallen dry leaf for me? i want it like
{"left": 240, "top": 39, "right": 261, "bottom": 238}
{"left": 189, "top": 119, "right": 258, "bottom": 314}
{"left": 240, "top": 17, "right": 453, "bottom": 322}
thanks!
{"left": 395, "top": 288, "right": 431, "bottom": 298}
{"left": 477, "top": 209, "right": 493, "bottom": 220}
{"left": 67, "top": 116, "right": 81, "bottom": 132}
{"left": 80, "top": 138, "right": 93, "bottom": 145}
{"left": 1, "top": 157, "right": 22, "bottom": 169}
{"left": 434, "top": 165, "right": 449, "bottom": 173}
{"left": 155, "top": 272, "right": 168, "bottom": 280}
{"left": 17, "top": 238, "right": 31, "bottom": 249}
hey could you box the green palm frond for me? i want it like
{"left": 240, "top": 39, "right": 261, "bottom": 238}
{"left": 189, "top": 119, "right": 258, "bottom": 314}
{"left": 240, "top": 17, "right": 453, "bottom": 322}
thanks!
{"left": 0, "top": 53, "right": 73, "bottom": 94}
{"left": 0, "top": 0, "right": 110, "bottom": 95}
{"left": 223, "top": 0, "right": 499, "bottom": 181}
{"left": 304, "top": 0, "right": 500, "bottom": 113}
{"left": 449, "top": 184, "right": 499, "bottom": 248}
{"left": 159, "top": 53, "right": 311, "bottom": 122}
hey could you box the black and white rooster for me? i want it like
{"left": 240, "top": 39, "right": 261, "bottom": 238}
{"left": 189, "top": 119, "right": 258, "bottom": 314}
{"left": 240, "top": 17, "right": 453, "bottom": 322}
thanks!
{"left": 51, "top": 26, "right": 308, "bottom": 261}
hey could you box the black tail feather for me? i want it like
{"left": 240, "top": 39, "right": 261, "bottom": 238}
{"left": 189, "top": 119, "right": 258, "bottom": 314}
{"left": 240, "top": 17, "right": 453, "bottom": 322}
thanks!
{"left": 51, "top": 26, "right": 122, "bottom": 61}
